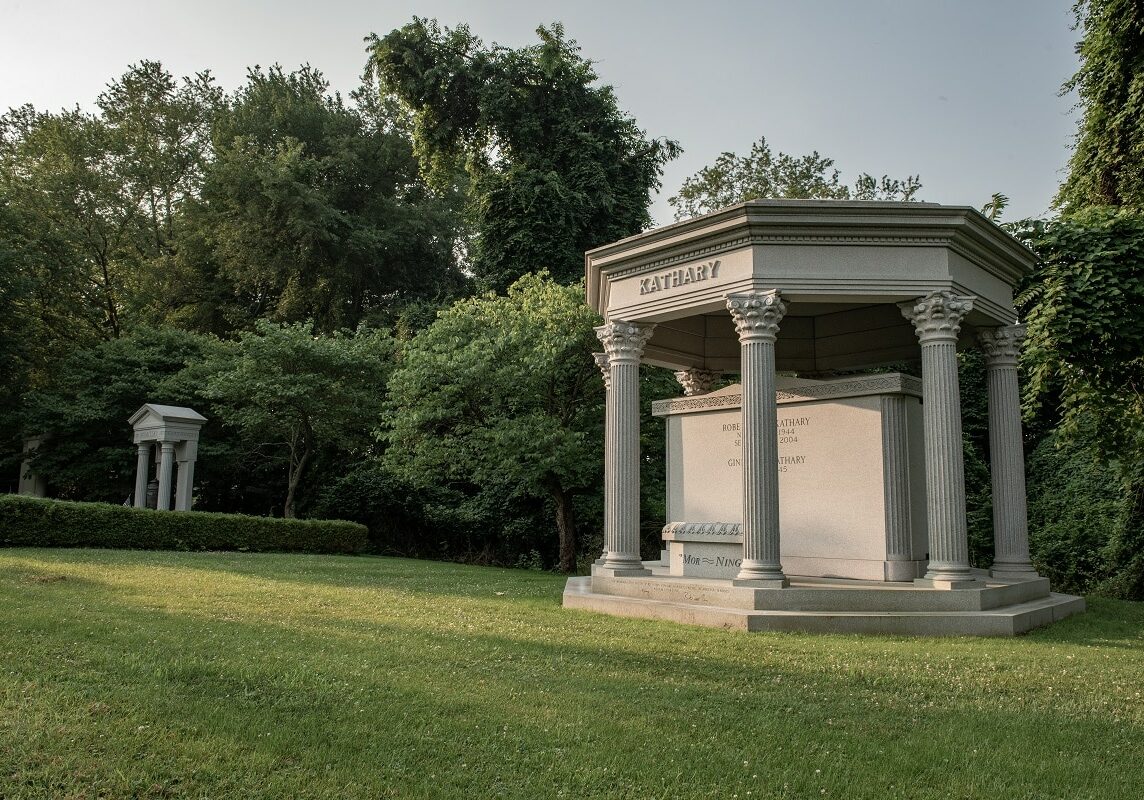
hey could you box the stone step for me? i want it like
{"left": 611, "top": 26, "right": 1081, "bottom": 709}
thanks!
{"left": 563, "top": 578, "right": 1085, "bottom": 637}
{"left": 589, "top": 573, "right": 1052, "bottom": 613}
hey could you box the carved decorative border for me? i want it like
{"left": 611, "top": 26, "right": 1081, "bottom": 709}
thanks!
{"left": 651, "top": 374, "right": 922, "bottom": 416}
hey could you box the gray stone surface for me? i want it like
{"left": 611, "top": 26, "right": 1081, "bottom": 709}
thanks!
{"left": 129, "top": 403, "right": 206, "bottom": 512}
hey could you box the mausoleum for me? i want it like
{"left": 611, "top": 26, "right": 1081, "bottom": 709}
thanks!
{"left": 562, "top": 200, "right": 1084, "bottom": 635}
{"left": 129, "top": 404, "right": 206, "bottom": 511}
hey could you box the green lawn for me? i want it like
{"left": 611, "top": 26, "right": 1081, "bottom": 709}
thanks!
{"left": 1, "top": 549, "right": 1141, "bottom": 799}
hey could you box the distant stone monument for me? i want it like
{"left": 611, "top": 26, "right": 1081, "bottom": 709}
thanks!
{"left": 17, "top": 436, "right": 48, "bottom": 497}
{"left": 129, "top": 404, "right": 206, "bottom": 511}
{"left": 564, "top": 200, "right": 1084, "bottom": 636}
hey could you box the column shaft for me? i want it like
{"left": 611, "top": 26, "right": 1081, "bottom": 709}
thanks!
{"left": 881, "top": 395, "right": 913, "bottom": 571}
{"left": 592, "top": 352, "right": 611, "bottom": 563}
{"left": 595, "top": 323, "right": 655, "bottom": 574}
{"left": 134, "top": 443, "right": 150, "bottom": 509}
{"left": 979, "top": 326, "right": 1038, "bottom": 577}
{"left": 727, "top": 291, "right": 788, "bottom": 586}
{"left": 156, "top": 442, "right": 175, "bottom": 511}
{"left": 901, "top": 291, "right": 976, "bottom": 587}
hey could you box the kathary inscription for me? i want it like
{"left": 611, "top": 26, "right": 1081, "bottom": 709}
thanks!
{"left": 639, "top": 260, "right": 721, "bottom": 295}
{"left": 722, "top": 416, "right": 811, "bottom": 471}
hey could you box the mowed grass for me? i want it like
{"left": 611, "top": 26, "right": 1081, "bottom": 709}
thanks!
{"left": 1, "top": 549, "right": 1141, "bottom": 800}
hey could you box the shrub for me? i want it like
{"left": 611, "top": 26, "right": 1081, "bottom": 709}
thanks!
{"left": 0, "top": 495, "right": 367, "bottom": 554}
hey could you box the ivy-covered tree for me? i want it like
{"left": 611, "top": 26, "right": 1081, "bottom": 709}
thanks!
{"left": 669, "top": 136, "right": 921, "bottom": 220}
{"left": 383, "top": 274, "right": 604, "bottom": 571}
{"left": 369, "top": 19, "right": 679, "bottom": 290}
{"left": 1055, "top": 0, "right": 1144, "bottom": 211}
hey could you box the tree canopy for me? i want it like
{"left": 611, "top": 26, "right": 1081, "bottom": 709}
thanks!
{"left": 369, "top": 19, "right": 680, "bottom": 290}
{"left": 1055, "top": 0, "right": 1144, "bottom": 211}
{"left": 383, "top": 274, "right": 604, "bottom": 571}
{"left": 669, "top": 136, "right": 921, "bottom": 219}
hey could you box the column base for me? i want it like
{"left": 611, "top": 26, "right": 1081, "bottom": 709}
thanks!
{"left": 914, "top": 577, "right": 982, "bottom": 590}
{"left": 733, "top": 561, "right": 789, "bottom": 588}
{"left": 990, "top": 564, "right": 1041, "bottom": 580}
{"left": 592, "top": 562, "right": 651, "bottom": 578}
{"left": 731, "top": 577, "right": 789, "bottom": 589}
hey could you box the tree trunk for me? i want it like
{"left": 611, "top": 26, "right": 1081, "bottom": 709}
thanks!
{"left": 546, "top": 476, "right": 577, "bottom": 574}
{"left": 283, "top": 420, "right": 314, "bottom": 519}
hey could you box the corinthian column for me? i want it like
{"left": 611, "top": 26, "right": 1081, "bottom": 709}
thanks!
{"left": 978, "top": 325, "right": 1039, "bottom": 578}
{"left": 673, "top": 368, "right": 720, "bottom": 396}
{"left": 727, "top": 290, "right": 788, "bottom": 587}
{"left": 594, "top": 322, "right": 655, "bottom": 575}
{"left": 134, "top": 443, "right": 151, "bottom": 509}
{"left": 900, "top": 290, "right": 977, "bottom": 588}
{"left": 592, "top": 352, "right": 611, "bottom": 564}
{"left": 156, "top": 441, "right": 176, "bottom": 512}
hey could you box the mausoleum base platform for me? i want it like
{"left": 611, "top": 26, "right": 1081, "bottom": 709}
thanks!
{"left": 562, "top": 564, "right": 1084, "bottom": 637}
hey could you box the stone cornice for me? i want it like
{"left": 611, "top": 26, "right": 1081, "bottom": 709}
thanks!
{"left": 651, "top": 373, "right": 923, "bottom": 416}
{"left": 585, "top": 201, "right": 1034, "bottom": 317}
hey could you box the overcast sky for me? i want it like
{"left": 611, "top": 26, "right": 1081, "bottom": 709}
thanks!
{"left": 1, "top": 0, "right": 1082, "bottom": 226}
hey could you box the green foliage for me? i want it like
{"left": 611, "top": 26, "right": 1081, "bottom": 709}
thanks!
{"left": 19, "top": 327, "right": 233, "bottom": 503}
{"left": 1056, "top": 0, "right": 1144, "bottom": 211}
{"left": 1026, "top": 427, "right": 1129, "bottom": 594}
{"left": 384, "top": 273, "right": 603, "bottom": 571}
{"left": 177, "top": 65, "right": 466, "bottom": 333}
{"left": 0, "top": 495, "right": 366, "bottom": 554}
{"left": 370, "top": 19, "right": 680, "bottom": 290}
{"left": 1017, "top": 207, "right": 1144, "bottom": 469}
{"left": 669, "top": 136, "right": 921, "bottom": 219}
{"left": 204, "top": 320, "right": 393, "bottom": 518}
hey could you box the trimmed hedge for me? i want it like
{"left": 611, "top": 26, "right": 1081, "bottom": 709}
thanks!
{"left": 0, "top": 494, "right": 368, "bottom": 555}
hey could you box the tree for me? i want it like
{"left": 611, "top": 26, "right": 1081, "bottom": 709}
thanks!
{"left": 369, "top": 19, "right": 680, "bottom": 290}
{"left": 669, "top": 136, "right": 921, "bottom": 220}
{"left": 384, "top": 274, "right": 604, "bottom": 571}
{"left": 172, "top": 64, "right": 466, "bottom": 333}
{"left": 0, "top": 63, "right": 221, "bottom": 340}
{"left": 204, "top": 320, "right": 393, "bottom": 518}
{"left": 1055, "top": 0, "right": 1144, "bottom": 211}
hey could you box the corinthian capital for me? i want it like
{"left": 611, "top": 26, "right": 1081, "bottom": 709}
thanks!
{"left": 726, "top": 291, "right": 787, "bottom": 342}
{"left": 674, "top": 368, "right": 721, "bottom": 396}
{"left": 977, "top": 325, "right": 1026, "bottom": 366}
{"left": 592, "top": 352, "right": 611, "bottom": 390}
{"left": 595, "top": 321, "right": 655, "bottom": 364}
{"left": 900, "top": 290, "right": 975, "bottom": 342}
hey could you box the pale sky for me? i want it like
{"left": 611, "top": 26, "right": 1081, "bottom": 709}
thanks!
{"left": 1, "top": 0, "right": 1081, "bottom": 225}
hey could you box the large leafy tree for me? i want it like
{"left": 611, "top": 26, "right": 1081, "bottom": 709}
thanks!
{"left": 1055, "top": 0, "right": 1144, "bottom": 211}
{"left": 205, "top": 321, "right": 393, "bottom": 518}
{"left": 370, "top": 19, "right": 680, "bottom": 290}
{"left": 172, "top": 65, "right": 466, "bottom": 334}
{"left": 384, "top": 274, "right": 604, "bottom": 571}
{"left": 669, "top": 135, "right": 921, "bottom": 219}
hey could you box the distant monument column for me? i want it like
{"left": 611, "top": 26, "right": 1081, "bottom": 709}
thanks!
{"left": 592, "top": 352, "right": 612, "bottom": 564}
{"left": 673, "top": 368, "right": 720, "bottom": 396}
{"left": 978, "top": 325, "right": 1039, "bottom": 578}
{"left": 133, "top": 443, "right": 151, "bottom": 508}
{"left": 727, "top": 290, "right": 789, "bottom": 587}
{"left": 156, "top": 442, "right": 176, "bottom": 511}
{"left": 901, "top": 290, "right": 977, "bottom": 588}
{"left": 174, "top": 441, "right": 199, "bottom": 512}
{"left": 595, "top": 321, "right": 655, "bottom": 575}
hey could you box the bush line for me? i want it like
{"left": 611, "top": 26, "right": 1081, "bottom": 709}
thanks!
{"left": 0, "top": 494, "right": 367, "bottom": 555}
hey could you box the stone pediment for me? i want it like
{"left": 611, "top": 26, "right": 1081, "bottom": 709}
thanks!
{"left": 129, "top": 403, "right": 207, "bottom": 444}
